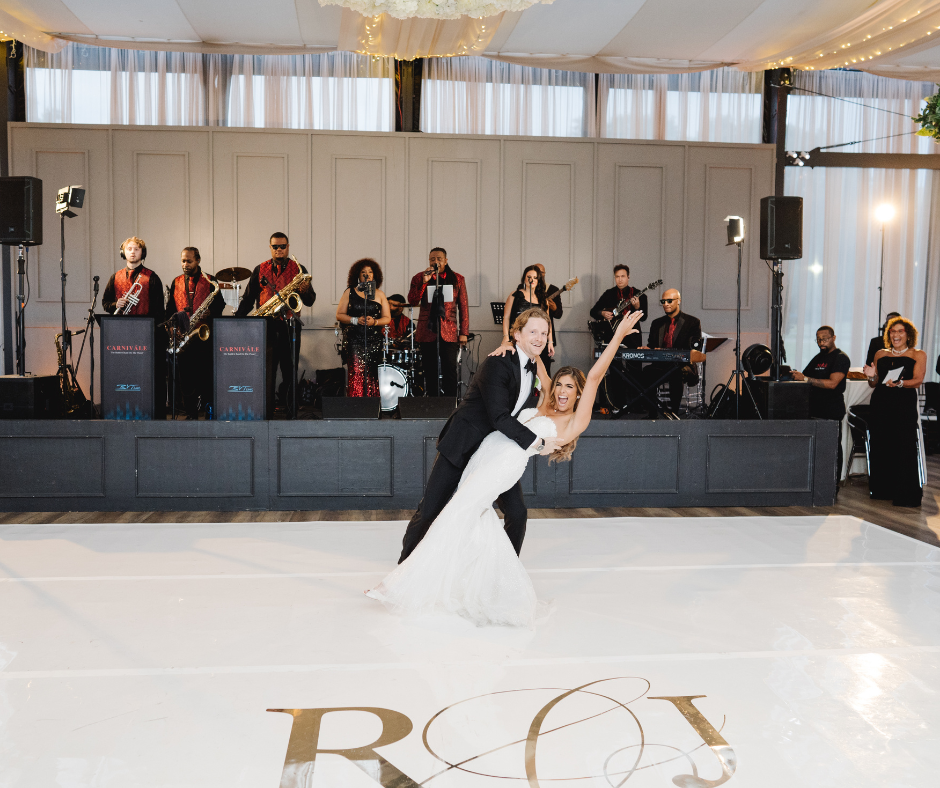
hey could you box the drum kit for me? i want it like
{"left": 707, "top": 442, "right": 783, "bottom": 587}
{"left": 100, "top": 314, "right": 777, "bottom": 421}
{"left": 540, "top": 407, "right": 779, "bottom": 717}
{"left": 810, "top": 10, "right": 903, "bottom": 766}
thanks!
{"left": 330, "top": 302, "right": 421, "bottom": 411}
{"left": 215, "top": 266, "right": 252, "bottom": 310}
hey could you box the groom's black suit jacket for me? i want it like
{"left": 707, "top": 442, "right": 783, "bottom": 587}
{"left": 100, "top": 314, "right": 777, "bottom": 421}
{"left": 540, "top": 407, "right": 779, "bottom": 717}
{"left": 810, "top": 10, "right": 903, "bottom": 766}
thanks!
{"left": 436, "top": 352, "right": 539, "bottom": 467}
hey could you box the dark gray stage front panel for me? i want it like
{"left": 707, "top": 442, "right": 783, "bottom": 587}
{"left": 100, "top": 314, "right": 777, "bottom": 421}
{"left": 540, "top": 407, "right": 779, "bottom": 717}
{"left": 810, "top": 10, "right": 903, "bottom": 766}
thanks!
{"left": 136, "top": 436, "right": 255, "bottom": 497}
{"left": 569, "top": 435, "right": 680, "bottom": 494}
{"left": 0, "top": 419, "right": 837, "bottom": 511}
{"left": 706, "top": 433, "right": 813, "bottom": 493}
{"left": 0, "top": 436, "right": 105, "bottom": 497}
{"left": 278, "top": 436, "right": 393, "bottom": 496}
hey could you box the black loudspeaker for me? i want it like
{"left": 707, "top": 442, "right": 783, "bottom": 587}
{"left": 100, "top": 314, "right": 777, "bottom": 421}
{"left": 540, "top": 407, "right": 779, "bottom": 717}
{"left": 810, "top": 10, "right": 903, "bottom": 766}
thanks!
{"left": 752, "top": 378, "right": 810, "bottom": 419}
{"left": 760, "top": 196, "right": 802, "bottom": 260}
{"left": 398, "top": 397, "right": 456, "bottom": 419}
{"left": 0, "top": 375, "right": 62, "bottom": 418}
{"left": 322, "top": 396, "right": 381, "bottom": 419}
{"left": 0, "top": 177, "right": 43, "bottom": 246}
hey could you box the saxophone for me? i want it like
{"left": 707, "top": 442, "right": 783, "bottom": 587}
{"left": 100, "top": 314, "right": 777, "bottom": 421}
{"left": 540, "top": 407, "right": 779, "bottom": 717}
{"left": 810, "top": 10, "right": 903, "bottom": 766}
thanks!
{"left": 170, "top": 275, "right": 220, "bottom": 354}
{"left": 248, "top": 270, "right": 312, "bottom": 317}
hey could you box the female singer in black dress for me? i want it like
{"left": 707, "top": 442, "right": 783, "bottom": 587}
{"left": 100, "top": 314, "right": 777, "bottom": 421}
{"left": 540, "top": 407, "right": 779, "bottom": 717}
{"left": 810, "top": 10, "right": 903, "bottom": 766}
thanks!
{"left": 500, "top": 265, "right": 555, "bottom": 369}
{"left": 336, "top": 259, "right": 391, "bottom": 397}
{"left": 862, "top": 316, "right": 926, "bottom": 507}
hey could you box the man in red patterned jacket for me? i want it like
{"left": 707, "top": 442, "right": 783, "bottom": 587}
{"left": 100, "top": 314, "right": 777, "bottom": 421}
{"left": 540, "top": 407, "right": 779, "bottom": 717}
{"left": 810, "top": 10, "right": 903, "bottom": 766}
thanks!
{"left": 167, "top": 247, "right": 225, "bottom": 418}
{"left": 235, "top": 232, "right": 316, "bottom": 414}
{"left": 103, "top": 236, "right": 168, "bottom": 417}
{"left": 408, "top": 247, "right": 469, "bottom": 398}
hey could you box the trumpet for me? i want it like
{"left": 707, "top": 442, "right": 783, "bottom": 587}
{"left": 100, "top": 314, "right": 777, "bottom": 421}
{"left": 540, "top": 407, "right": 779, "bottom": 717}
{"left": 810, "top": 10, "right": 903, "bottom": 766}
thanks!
{"left": 121, "top": 280, "right": 143, "bottom": 314}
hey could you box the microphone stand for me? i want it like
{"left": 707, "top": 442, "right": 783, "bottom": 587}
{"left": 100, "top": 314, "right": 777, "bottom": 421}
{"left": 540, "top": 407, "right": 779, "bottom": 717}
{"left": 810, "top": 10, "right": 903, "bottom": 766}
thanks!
{"left": 269, "top": 285, "right": 300, "bottom": 420}
{"left": 72, "top": 275, "right": 100, "bottom": 418}
{"left": 14, "top": 245, "right": 26, "bottom": 376}
{"left": 434, "top": 266, "right": 443, "bottom": 397}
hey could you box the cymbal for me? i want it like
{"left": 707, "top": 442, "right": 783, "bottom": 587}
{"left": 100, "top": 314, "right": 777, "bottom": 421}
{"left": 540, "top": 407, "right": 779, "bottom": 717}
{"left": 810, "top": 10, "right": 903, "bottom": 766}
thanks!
{"left": 216, "top": 266, "right": 252, "bottom": 283}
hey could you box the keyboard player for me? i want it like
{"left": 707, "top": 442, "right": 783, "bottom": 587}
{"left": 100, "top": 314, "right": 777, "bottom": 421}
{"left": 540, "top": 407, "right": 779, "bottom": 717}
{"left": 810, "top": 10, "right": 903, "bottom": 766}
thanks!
{"left": 641, "top": 288, "right": 703, "bottom": 417}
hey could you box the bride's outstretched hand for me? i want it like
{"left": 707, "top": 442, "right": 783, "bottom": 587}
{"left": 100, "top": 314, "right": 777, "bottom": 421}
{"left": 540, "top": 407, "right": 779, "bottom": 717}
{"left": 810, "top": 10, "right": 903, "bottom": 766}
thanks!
{"left": 615, "top": 310, "right": 644, "bottom": 338}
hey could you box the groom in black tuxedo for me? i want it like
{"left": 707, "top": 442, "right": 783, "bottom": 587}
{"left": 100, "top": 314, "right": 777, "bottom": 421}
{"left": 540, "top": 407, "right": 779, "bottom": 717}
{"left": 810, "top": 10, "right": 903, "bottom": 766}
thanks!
{"left": 399, "top": 308, "right": 563, "bottom": 563}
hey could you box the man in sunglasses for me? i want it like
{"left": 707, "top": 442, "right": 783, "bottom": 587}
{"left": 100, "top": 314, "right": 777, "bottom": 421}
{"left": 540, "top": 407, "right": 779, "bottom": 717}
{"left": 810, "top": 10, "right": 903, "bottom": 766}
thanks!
{"left": 641, "top": 288, "right": 702, "bottom": 417}
{"left": 236, "top": 232, "right": 316, "bottom": 413}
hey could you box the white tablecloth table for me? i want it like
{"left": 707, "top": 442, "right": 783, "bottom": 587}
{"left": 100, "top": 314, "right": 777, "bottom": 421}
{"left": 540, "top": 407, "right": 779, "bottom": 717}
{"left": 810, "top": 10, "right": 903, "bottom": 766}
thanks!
{"left": 841, "top": 378, "right": 874, "bottom": 480}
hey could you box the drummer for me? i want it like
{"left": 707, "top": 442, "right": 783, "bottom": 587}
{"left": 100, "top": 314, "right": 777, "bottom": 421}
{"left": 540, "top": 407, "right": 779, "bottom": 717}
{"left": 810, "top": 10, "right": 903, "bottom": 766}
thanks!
{"left": 387, "top": 294, "right": 412, "bottom": 342}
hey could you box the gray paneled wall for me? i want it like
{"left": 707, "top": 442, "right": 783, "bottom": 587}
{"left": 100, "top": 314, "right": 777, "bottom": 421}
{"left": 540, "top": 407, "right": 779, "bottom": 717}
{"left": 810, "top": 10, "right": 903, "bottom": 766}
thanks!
{"left": 7, "top": 124, "right": 774, "bottom": 389}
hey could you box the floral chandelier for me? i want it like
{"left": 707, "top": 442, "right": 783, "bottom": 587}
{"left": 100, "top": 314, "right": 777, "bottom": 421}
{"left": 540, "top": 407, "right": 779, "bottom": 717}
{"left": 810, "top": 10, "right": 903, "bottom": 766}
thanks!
{"left": 319, "top": 0, "right": 554, "bottom": 21}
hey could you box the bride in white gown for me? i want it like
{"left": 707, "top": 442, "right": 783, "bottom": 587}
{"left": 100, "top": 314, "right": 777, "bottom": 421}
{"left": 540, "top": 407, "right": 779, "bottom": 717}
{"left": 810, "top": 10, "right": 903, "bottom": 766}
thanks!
{"left": 366, "top": 311, "right": 644, "bottom": 627}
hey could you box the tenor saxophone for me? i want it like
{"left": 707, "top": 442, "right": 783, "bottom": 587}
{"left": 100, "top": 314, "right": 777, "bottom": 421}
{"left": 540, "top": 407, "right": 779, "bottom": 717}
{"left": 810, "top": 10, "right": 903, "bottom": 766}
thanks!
{"left": 248, "top": 271, "right": 312, "bottom": 317}
{"left": 170, "top": 275, "right": 220, "bottom": 354}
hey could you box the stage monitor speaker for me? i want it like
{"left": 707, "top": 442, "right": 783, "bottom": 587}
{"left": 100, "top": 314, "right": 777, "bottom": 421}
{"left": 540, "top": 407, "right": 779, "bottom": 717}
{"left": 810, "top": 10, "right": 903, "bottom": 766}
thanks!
{"left": 760, "top": 196, "right": 802, "bottom": 260}
{"left": 0, "top": 177, "right": 43, "bottom": 246}
{"left": 398, "top": 397, "right": 456, "bottom": 420}
{"left": 322, "top": 396, "right": 381, "bottom": 419}
{"left": 752, "top": 378, "right": 810, "bottom": 420}
{"left": 0, "top": 375, "right": 63, "bottom": 418}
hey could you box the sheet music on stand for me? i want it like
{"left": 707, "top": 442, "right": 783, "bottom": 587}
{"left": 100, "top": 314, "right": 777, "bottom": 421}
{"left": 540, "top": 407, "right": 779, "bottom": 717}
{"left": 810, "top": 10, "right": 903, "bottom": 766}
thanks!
{"left": 426, "top": 285, "right": 453, "bottom": 303}
{"left": 490, "top": 302, "right": 505, "bottom": 325}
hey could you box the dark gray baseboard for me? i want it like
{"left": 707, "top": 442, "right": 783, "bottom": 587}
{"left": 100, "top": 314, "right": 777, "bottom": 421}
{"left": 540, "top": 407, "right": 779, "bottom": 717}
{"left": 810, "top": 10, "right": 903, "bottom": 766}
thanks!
{"left": 0, "top": 418, "right": 838, "bottom": 511}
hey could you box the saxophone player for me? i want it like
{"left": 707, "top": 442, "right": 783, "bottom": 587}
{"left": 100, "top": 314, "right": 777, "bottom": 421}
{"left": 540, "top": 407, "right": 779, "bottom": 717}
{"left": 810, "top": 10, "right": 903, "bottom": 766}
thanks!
{"left": 235, "top": 232, "right": 316, "bottom": 414}
{"left": 168, "top": 247, "right": 225, "bottom": 418}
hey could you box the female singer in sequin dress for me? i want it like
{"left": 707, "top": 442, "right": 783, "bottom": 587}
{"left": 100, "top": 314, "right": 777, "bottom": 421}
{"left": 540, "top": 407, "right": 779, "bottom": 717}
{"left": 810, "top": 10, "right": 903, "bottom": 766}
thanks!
{"left": 336, "top": 259, "right": 391, "bottom": 397}
{"left": 862, "top": 316, "right": 927, "bottom": 507}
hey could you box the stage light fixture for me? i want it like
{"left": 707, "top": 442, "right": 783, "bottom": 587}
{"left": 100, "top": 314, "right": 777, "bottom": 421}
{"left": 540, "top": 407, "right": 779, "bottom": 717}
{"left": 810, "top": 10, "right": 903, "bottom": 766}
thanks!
{"left": 724, "top": 215, "right": 745, "bottom": 245}
{"left": 874, "top": 203, "right": 895, "bottom": 223}
{"left": 55, "top": 185, "right": 85, "bottom": 218}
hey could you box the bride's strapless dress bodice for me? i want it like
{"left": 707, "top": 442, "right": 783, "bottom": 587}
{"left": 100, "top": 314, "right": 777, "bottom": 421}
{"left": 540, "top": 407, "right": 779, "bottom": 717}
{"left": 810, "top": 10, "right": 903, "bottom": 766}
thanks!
{"left": 366, "top": 408, "right": 556, "bottom": 627}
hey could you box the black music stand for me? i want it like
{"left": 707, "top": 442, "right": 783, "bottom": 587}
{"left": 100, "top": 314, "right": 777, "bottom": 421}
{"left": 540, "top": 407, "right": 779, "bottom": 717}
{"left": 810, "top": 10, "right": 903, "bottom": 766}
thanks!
{"left": 608, "top": 358, "right": 679, "bottom": 418}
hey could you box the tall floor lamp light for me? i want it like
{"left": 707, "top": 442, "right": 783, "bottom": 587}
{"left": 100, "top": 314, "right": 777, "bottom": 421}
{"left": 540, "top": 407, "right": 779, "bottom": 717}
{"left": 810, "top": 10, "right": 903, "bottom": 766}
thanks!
{"left": 875, "top": 203, "right": 895, "bottom": 327}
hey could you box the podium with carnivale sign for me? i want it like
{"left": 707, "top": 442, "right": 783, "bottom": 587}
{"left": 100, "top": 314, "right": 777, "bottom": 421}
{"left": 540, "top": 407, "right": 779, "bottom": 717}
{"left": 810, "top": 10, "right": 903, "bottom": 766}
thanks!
{"left": 100, "top": 316, "right": 155, "bottom": 420}
{"left": 213, "top": 318, "right": 275, "bottom": 420}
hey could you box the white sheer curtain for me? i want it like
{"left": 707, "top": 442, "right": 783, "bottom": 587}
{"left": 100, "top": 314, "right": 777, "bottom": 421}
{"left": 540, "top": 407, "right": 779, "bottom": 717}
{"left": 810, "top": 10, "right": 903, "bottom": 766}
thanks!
{"left": 599, "top": 68, "right": 762, "bottom": 142}
{"left": 227, "top": 53, "right": 393, "bottom": 130}
{"left": 783, "top": 70, "right": 938, "bottom": 375}
{"left": 26, "top": 44, "right": 207, "bottom": 125}
{"left": 26, "top": 43, "right": 394, "bottom": 131}
{"left": 420, "top": 56, "right": 595, "bottom": 137}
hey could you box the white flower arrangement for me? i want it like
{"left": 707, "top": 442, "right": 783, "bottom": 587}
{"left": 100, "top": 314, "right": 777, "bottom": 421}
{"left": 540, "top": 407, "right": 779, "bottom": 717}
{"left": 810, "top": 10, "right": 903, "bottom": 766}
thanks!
{"left": 319, "top": 0, "right": 554, "bottom": 21}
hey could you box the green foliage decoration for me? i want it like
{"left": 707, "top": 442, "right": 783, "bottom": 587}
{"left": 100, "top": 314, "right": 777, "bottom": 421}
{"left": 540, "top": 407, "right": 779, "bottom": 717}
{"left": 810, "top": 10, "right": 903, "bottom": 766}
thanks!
{"left": 913, "top": 85, "right": 940, "bottom": 142}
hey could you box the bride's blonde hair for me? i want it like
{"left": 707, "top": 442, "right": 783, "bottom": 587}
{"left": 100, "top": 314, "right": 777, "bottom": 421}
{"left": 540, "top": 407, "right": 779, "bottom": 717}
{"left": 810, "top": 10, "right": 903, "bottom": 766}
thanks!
{"left": 547, "top": 366, "right": 585, "bottom": 464}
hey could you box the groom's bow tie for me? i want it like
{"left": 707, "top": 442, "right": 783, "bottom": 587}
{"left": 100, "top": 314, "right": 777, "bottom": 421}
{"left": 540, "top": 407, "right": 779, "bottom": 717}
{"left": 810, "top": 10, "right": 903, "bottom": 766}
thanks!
{"left": 524, "top": 358, "right": 536, "bottom": 375}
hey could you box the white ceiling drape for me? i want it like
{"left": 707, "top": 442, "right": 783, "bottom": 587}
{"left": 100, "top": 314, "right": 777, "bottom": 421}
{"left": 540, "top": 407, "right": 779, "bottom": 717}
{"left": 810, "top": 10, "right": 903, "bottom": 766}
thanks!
{"left": 7, "top": 0, "right": 940, "bottom": 80}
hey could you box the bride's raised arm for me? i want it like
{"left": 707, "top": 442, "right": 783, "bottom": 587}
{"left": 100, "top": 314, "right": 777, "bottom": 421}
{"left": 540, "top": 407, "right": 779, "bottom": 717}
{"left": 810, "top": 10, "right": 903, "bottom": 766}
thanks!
{"left": 555, "top": 311, "right": 643, "bottom": 443}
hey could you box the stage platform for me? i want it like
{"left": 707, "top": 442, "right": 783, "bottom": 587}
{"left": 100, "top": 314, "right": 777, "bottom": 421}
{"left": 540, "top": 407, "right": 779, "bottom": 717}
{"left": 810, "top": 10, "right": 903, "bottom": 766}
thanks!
{"left": 0, "top": 417, "right": 837, "bottom": 511}
{"left": 0, "top": 514, "right": 936, "bottom": 787}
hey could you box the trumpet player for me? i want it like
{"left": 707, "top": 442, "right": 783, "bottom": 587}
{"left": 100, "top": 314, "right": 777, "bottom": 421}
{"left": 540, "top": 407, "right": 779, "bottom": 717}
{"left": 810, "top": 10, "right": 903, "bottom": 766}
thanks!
{"left": 103, "top": 235, "right": 168, "bottom": 417}
{"left": 103, "top": 237, "right": 167, "bottom": 317}
{"left": 235, "top": 232, "right": 316, "bottom": 414}
{"left": 168, "top": 247, "right": 225, "bottom": 418}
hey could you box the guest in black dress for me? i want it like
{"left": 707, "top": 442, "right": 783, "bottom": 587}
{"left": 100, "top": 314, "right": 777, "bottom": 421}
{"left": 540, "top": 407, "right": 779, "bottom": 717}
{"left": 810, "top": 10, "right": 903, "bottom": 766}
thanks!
{"left": 500, "top": 265, "right": 555, "bottom": 372}
{"left": 336, "top": 259, "right": 391, "bottom": 397}
{"left": 862, "top": 316, "right": 927, "bottom": 507}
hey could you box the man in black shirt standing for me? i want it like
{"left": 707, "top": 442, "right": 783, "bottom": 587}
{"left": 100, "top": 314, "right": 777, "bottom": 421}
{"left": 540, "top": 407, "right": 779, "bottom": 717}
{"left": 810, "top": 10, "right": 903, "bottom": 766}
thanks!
{"left": 791, "top": 325, "right": 851, "bottom": 478}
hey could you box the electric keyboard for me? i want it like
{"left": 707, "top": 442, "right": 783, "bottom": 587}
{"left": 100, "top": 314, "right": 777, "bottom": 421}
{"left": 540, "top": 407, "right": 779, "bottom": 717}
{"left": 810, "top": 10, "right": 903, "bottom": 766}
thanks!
{"left": 594, "top": 347, "right": 691, "bottom": 363}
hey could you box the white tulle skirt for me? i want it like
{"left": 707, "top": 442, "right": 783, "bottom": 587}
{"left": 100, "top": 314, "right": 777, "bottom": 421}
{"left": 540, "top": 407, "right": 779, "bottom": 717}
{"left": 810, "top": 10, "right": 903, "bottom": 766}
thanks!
{"left": 367, "top": 412, "right": 555, "bottom": 628}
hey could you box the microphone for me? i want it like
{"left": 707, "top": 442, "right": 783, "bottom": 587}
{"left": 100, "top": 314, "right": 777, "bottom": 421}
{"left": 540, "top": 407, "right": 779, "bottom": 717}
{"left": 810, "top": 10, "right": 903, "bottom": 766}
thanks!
{"left": 93, "top": 275, "right": 100, "bottom": 294}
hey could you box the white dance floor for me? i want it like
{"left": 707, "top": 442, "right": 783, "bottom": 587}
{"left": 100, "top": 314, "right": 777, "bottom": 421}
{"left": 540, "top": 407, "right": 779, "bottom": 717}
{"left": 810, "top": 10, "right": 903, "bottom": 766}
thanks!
{"left": 1, "top": 515, "right": 938, "bottom": 788}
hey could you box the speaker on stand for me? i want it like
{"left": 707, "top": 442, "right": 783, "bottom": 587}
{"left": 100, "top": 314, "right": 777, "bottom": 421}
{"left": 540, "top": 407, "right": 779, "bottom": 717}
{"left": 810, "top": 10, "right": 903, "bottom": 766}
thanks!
{"left": 0, "top": 176, "right": 43, "bottom": 378}
{"left": 760, "top": 196, "right": 802, "bottom": 380}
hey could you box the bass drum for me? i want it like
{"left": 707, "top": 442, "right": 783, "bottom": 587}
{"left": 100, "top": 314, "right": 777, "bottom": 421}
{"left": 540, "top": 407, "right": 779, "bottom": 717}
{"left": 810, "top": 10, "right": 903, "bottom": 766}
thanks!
{"left": 378, "top": 364, "right": 408, "bottom": 411}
